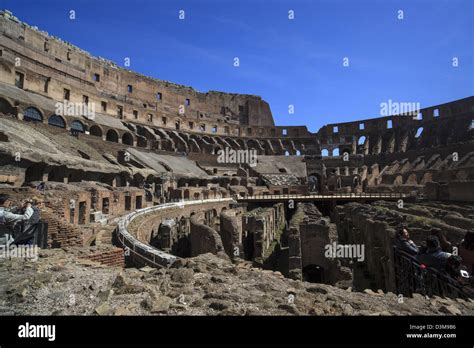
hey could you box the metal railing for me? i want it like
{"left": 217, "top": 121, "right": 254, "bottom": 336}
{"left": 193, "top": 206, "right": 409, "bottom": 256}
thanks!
{"left": 239, "top": 192, "right": 407, "bottom": 201}
{"left": 393, "top": 246, "right": 473, "bottom": 300}
{"left": 115, "top": 198, "right": 233, "bottom": 268}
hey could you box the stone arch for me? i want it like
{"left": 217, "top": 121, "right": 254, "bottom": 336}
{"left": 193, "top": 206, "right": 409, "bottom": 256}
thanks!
{"left": 71, "top": 120, "right": 85, "bottom": 133}
{"left": 48, "top": 114, "right": 66, "bottom": 128}
{"left": 0, "top": 97, "right": 16, "bottom": 117}
{"left": 308, "top": 173, "right": 322, "bottom": 192}
{"left": 25, "top": 163, "right": 47, "bottom": 182}
{"left": 399, "top": 132, "right": 409, "bottom": 152}
{"left": 89, "top": 125, "right": 103, "bottom": 137}
{"left": 236, "top": 138, "right": 247, "bottom": 149}
{"left": 122, "top": 132, "right": 134, "bottom": 146}
{"left": 137, "top": 136, "right": 147, "bottom": 148}
{"left": 23, "top": 106, "right": 43, "bottom": 122}
{"left": 405, "top": 173, "right": 418, "bottom": 185}
{"left": 106, "top": 129, "right": 119, "bottom": 143}
{"left": 420, "top": 172, "right": 433, "bottom": 184}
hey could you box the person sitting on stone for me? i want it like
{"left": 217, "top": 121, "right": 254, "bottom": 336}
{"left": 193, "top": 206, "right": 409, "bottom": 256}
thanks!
{"left": 458, "top": 229, "right": 474, "bottom": 274}
{"left": 417, "top": 235, "right": 452, "bottom": 272}
{"left": 395, "top": 224, "right": 419, "bottom": 255}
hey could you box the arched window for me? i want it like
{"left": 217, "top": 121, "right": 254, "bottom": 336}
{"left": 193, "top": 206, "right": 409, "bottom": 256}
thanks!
{"left": 23, "top": 107, "right": 43, "bottom": 122}
{"left": 106, "top": 129, "right": 119, "bottom": 142}
{"left": 415, "top": 127, "right": 423, "bottom": 138}
{"left": 48, "top": 114, "right": 66, "bottom": 128}
{"left": 296, "top": 150, "right": 301, "bottom": 156}
{"left": 122, "top": 132, "right": 134, "bottom": 145}
{"left": 0, "top": 98, "right": 16, "bottom": 116}
{"left": 284, "top": 151, "right": 290, "bottom": 156}
{"left": 333, "top": 148, "right": 340, "bottom": 156}
{"left": 321, "top": 149, "right": 329, "bottom": 157}
{"left": 71, "top": 120, "right": 85, "bottom": 133}
{"left": 358, "top": 136, "right": 366, "bottom": 145}
{"left": 89, "top": 125, "right": 103, "bottom": 137}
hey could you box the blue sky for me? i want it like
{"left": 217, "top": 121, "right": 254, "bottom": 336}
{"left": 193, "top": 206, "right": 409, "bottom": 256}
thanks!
{"left": 2, "top": 0, "right": 472, "bottom": 131}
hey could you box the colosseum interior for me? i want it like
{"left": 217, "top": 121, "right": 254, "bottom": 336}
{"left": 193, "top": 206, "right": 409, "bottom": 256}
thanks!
{"left": 0, "top": 9, "right": 473, "bottom": 317}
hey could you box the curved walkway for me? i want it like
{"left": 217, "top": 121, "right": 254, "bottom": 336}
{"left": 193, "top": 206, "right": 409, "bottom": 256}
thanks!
{"left": 116, "top": 198, "right": 233, "bottom": 268}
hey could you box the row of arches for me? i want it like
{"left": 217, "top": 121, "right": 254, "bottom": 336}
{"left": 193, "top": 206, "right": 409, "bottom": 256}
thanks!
{"left": 0, "top": 97, "right": 139, "bottom": 146}
{"left": 1, "top": 97, "right": 316, "bottom": 155}
{"left": 321, "top": 127, "right": 427, "bottom": 157}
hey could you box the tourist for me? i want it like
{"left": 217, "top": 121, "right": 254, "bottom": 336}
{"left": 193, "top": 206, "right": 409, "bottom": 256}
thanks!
{"left": 445, "top": 255, "right": 470, "bottom": 284}
{"left": 0, "top": 194, "right": 34, "bottom": 245}
{"left": 417, "top": 236, "right": 452, "bottom": 272}
{"left": 458, "top": 230, "right": 474, "bottom": 274}
{"left": 395, "top": 224, "right": 419, "bottom": 255}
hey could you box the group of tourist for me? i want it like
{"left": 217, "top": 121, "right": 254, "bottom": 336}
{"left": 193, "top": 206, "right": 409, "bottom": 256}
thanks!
{"left": 395, "top": 223, "right": 473, "bottom": 283}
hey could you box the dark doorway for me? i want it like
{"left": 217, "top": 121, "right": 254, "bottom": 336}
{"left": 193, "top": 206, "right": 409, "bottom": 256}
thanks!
{"left": 303, "top": 264, "right": 325, "bottom": 283}
{"left": 125, "top": 196, "right": 132, "bottom": 211}
{"left": 102, "top": 198, "right": 109, "bottom": 214}
{"left": 78, "top": 202, "right": 86, "bottom": 225}
{"left": 69, "top": 207, "right": 75, "bottom": 224}
{"left": 243, "top": 231, "right": 254, "bottom": 261}
{"left": 135, "top": 196, "right": 142, "bottom": 209}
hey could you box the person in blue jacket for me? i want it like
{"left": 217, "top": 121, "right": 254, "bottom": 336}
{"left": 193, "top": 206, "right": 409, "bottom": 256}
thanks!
{"left": 417, "top": 235, "right": 452, "bottom": 272}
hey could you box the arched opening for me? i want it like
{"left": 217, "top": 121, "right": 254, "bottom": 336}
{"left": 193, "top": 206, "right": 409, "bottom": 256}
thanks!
{"left": 89, "top": 125, "right": 103, "bottom": 137}
{"left": 48, "top": 114, "right": 66, "bottom": 128}
{"left": 25, "top": 163, "right": 46, "bottom": 182}
{"left": 415, "top": 127, "right": 423, "bottom": 138}
{"left": 23, "top": 107, "right": 43, "bottom": 122}
{"left": 296, "top": 150, "right": 301, "bottom": 156}
{"left": 321, "top": 149, "right": 329, "bottom": 157}
{"left": 358, "top": 136, "right": 366, "bottom": 145}
{"left": 303, "top": 264, "right": 325, "bottom": 283}
{"left": 308, "top": 173, "right": 322, "bottom": 193}
{"left": 243, "top": 231, "right": 254, "bottom": 261}
{"left": 284, "top": 151, "right": 290, "bottom": 156}
{"left": 122, "top": 132, "right": 134, "bottom": 145}
{"left": 0, "top": 98, "right": 16, "bottom": 117}
{"left": 106, "top": 129, "right": 119, "bottom": 143}
{"left": 137, "top": 136, "right": 147, "bottom": 148}
{"left": 333, "top": 148, "right": 340, "bottom": 156}
{"left": 71, "top": 120, "right": 85, "bottom": 133}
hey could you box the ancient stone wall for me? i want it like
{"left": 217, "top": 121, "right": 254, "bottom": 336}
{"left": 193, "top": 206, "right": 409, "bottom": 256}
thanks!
{"left": 189, "top": 215, "right": 225, "bottom": 257}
